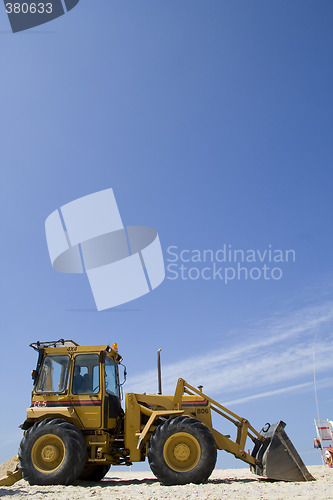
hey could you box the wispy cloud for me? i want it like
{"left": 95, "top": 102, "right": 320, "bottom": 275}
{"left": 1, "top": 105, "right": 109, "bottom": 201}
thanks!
{"left": 125, "top": 300, "right": 333, "bottom": 405}
{"left": 223, "top": 377, "right": 333, "bottom": 406}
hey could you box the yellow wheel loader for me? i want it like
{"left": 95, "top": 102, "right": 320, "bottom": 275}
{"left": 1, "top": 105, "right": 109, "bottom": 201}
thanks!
{"left": 0, "top": 339, "right": 314, "bottom": 486}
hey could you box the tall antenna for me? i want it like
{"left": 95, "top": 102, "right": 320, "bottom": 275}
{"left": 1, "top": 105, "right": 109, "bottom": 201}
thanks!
{"left": 312, "top": 337, "right": 320, "bottom": 421}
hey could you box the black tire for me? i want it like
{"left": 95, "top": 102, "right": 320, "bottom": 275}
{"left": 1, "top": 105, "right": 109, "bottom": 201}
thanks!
{"left": 18, "top": 418, "right": 87, "bottom": 485}
{"left": 148, "top": 415, "right": 217, "bottom": 485}
{"left": 79, "top": 463, "right": 110, "bottom": 481}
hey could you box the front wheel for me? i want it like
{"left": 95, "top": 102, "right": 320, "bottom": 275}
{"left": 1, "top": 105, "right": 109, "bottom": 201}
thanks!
{"left": 148, "top": 415, "right": 217, "bottom": 485}
{"left": 18, "top": 418, "right": 87, "bottom": 485}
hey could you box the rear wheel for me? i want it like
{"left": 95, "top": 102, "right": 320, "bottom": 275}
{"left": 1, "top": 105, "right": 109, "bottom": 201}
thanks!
{"left": 18, "top": 418, "right": 87, "bottom": 485}
{"left": 148, "top": 416, "right": 217, "bottom": 485}
{"left": 79, "top": 464, "right": 110, "bottom": 481}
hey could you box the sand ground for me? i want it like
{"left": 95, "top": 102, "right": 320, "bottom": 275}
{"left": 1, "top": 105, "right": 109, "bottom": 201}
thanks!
{"left": 0, "top": 460, "right": 332, "bottom": 499}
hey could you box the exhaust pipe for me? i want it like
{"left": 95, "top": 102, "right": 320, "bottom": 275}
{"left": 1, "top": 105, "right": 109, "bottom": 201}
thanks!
{"left": 157, "top": 349, "right": 162, "bottom": 395}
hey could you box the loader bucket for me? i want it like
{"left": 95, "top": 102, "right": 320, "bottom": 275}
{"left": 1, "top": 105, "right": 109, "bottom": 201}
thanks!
{"left": 251, "top": 421, "right": 315, "bottom": 482}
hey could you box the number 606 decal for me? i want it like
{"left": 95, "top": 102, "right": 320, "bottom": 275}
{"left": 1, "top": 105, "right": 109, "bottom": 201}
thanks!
{"left": 197, "top": 408, "right": 209, "bottom": 414}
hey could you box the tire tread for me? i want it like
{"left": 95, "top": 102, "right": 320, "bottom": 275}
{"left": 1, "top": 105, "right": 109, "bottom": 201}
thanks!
{"left": 18, "top": 417, "right": 87, "bottom": 485}
{"left": 148, "top": 415, "right": 217, "bottom": 485}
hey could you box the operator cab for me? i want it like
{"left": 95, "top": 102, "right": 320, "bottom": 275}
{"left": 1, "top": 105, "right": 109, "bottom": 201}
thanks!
{"left": 31, "top": 339, "right": 124, "bottom": 428}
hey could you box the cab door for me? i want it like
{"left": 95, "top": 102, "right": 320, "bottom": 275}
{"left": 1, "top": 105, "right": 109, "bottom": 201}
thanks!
{"left": 103, "top": 355, "right": 123, "bottom": 430}
{"left": 71, "top": 353, "right": 102, "bottom": 428}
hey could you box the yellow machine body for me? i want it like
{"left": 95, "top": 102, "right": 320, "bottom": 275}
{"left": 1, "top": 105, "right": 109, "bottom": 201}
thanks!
{"left": 0, "top": 339, "right": 314, "bottom": 486}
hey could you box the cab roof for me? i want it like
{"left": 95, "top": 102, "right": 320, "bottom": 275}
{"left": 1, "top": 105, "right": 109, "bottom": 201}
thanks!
{"left": 29, "top": 339, "right": 122, "bottom": 362}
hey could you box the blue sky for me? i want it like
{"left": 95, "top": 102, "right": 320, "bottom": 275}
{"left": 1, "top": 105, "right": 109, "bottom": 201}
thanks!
{"left": 1, "top": 0, "right": 333, "bottom": 470}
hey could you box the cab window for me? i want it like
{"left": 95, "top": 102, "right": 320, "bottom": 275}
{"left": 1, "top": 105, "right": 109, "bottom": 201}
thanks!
{"left": 72, "top": 354, "right": 100, "bottom": 394}
{"left": 105, "top": 357, "right": 120, "bottom": 398}
{"left": 35, "top": 355, "right": 70, "bottom": 393}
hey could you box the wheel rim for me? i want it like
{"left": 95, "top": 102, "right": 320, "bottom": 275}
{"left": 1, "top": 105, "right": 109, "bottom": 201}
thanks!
{"left": 163, "top": 432, "right": 201, "bottom": 472}
{"left": 31, "top": 434, "right": 65, "bottom": 473}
